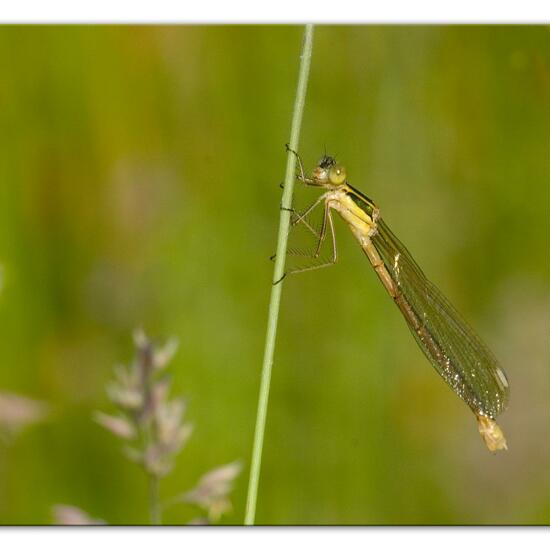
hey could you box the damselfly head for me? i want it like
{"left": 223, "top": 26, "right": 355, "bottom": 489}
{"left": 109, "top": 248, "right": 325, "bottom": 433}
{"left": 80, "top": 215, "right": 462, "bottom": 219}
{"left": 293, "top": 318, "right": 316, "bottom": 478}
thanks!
{"left": 313, "top": 155, "right": 347, "bottom": 187}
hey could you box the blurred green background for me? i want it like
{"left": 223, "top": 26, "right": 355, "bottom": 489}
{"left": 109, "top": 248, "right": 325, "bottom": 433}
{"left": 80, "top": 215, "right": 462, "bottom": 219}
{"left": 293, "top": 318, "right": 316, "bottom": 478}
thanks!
{"left": 0, "top": 25, "right": 550, "bottom": 525}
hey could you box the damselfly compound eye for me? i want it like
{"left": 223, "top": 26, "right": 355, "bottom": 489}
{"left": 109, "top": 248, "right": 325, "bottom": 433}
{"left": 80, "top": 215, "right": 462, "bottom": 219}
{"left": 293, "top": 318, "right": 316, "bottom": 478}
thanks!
{"left": 329, "top": 164, "right": 347, "bottom": 185}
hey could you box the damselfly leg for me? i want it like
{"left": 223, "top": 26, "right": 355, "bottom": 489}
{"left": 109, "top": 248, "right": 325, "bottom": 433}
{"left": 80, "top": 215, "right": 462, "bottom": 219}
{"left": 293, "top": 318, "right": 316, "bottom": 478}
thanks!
{"left": 274, "top": 200, "right": 338, "bottom": 285}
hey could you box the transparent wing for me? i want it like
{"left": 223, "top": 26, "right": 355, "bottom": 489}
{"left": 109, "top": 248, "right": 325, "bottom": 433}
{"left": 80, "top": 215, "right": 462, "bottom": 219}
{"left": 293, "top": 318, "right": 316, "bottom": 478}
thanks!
{"left": 371, "top": 218, "right": 509, "bottom": 419}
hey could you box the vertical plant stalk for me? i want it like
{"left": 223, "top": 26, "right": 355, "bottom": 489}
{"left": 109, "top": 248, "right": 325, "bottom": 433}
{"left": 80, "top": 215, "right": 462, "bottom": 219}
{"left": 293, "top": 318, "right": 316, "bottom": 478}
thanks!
{"left": 245, "top": 24, "right": 314, "bottom": 526}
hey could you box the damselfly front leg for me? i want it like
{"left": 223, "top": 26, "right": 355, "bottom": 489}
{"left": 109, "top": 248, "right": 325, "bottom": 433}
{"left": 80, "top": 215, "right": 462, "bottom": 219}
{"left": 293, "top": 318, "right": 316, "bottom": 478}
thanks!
{"left": 285, "top": 144, "right": 307, "bottom": 184}
{"left": 286, "top": 144, "right": 323, "bottom": 189}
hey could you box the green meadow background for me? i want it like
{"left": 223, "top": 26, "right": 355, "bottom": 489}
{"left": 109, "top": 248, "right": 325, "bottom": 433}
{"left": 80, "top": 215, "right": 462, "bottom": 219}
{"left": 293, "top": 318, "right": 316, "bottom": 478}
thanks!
{"left": 1, "top": 25, "right": 550, "bottom": 524}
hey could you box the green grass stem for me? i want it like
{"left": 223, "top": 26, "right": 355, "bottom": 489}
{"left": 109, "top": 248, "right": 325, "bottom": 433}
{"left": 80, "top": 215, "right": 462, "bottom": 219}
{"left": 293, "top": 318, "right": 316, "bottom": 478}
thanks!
{"left": 244, "top": 24, "right": 314, "bottom": 526}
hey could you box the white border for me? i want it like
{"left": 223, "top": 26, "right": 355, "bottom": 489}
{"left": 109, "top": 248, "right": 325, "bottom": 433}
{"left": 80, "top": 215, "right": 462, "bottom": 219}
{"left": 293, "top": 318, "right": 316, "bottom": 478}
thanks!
{"left": 1, "top": 0, "right": 550, "bottom": 23}
{"left": 0, "top": 527, "right": 545, "bottom": 550}
{"left": 0, "top": 3, "right": 547, "bottom": 545}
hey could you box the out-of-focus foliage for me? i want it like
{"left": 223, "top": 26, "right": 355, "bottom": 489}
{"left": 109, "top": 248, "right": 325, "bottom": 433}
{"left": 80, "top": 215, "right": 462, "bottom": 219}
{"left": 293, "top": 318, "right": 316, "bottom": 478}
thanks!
{"left": 182, "top": 460, "right": 242, "bottom": 523}
{"left": 52, "top": 504, "right": 104, "bottom": 525}
{"left": 91, "top": 331, "right": 238, "bottom": 525}
{"left": 0, "top": 392, "right": 49, "bottom": 438}
{"left": 96, "top": 330, "right": 193, "bottom": 480}
{"left": 1, "top": 26, "right": 550, "bottom": 524}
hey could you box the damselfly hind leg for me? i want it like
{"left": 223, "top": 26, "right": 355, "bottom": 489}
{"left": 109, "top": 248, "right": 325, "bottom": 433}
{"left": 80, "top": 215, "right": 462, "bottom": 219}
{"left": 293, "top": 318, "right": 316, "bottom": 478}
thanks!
{"left": 288, "top": 207, "right": 338, "bottom": 273}
{"left": 270, "top": 205, "right": 319, "bottom": 263}
{"left": 286, "top": 204, "right": 322, "bottom": 239}
{"left": 274, "top": 204, "right": 338, "bottom": 285}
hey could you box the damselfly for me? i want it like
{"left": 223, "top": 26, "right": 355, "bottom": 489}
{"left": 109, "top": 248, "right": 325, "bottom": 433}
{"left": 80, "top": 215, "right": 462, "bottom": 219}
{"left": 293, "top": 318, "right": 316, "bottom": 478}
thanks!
{"left": 284, "top": 147, "right": 509, "bottom": 452}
